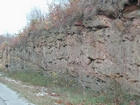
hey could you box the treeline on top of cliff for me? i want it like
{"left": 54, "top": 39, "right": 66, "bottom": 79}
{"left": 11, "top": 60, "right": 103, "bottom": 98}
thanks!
{"left": 0, "top": 33, "right": 15, "bottom": 51}
{"left": 0, "top": 0, "right": 139, "bottom": 50}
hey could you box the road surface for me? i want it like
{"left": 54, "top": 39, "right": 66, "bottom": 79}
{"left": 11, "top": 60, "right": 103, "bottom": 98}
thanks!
{"left": 0, "top": 97, "right": 6, "bottom": 105}
{"left": 0, "top": 82, "right": 34, "bottom": 105}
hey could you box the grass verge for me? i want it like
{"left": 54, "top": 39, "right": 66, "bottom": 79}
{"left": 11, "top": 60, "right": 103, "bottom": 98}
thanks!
{"left": 1, "top": 70, "right": 140, "bottom": 105}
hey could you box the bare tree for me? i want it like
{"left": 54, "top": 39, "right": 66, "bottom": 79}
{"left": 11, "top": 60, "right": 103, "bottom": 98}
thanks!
{"left": 26, "top": 7, "right": 46, "bottom": 25}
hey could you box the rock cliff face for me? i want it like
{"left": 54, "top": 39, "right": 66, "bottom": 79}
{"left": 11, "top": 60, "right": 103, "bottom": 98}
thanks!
{"left": 1, "top": 0, "right": 140, "bottom": 95}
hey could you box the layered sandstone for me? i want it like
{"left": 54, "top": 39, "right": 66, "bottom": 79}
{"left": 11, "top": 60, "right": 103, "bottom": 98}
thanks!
{"left": 0, "top": 0, "right": 140, "bottom": 95}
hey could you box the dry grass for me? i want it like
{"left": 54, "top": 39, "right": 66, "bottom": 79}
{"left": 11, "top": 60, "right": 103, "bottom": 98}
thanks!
{"left": 0, "top": 71, "right": 140, "bottom": 105}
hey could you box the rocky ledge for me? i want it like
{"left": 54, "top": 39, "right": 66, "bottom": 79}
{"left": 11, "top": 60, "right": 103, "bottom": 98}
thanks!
{"left": 0, "top": 0, "right": 140, "bottom": 95}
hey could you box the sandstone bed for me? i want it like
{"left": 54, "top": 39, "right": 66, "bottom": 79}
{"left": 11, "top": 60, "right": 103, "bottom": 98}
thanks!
{"left": 0, "top": 0, "right": 140, "bottom": 95}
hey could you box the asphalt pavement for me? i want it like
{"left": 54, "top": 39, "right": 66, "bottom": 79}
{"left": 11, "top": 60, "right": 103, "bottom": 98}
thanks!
{"left": 0, "top": 97, "right": 6, "bottom": 105}
{"left": 0, "top": 82, "right": 34, "bottom": 105}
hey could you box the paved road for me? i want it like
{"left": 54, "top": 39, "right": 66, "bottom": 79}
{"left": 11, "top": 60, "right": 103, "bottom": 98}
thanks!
{"left": 0, "top": 82, "right": 34, "bottom": 105}
{"left": 0, "top": 97, "right": 6, "bottom": 105}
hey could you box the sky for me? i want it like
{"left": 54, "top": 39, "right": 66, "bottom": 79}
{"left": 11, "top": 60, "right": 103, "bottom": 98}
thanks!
{"left": 0, "top": 0, "right": 50, "bottom": 35}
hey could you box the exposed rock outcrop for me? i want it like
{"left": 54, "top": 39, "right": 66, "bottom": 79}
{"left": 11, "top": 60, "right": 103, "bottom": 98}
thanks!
{"left": 0, "top": 0, "right": 140, "bottom": 95}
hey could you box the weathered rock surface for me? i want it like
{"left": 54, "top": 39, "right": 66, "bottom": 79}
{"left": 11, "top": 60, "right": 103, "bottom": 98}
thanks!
{"left": 0, "top": 0, "right": 140, "bottom": 95}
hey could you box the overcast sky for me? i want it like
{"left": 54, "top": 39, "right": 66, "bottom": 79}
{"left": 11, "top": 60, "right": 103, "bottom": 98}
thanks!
{"left": 0, "top": 0, "right": 50, "bottom": 35}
